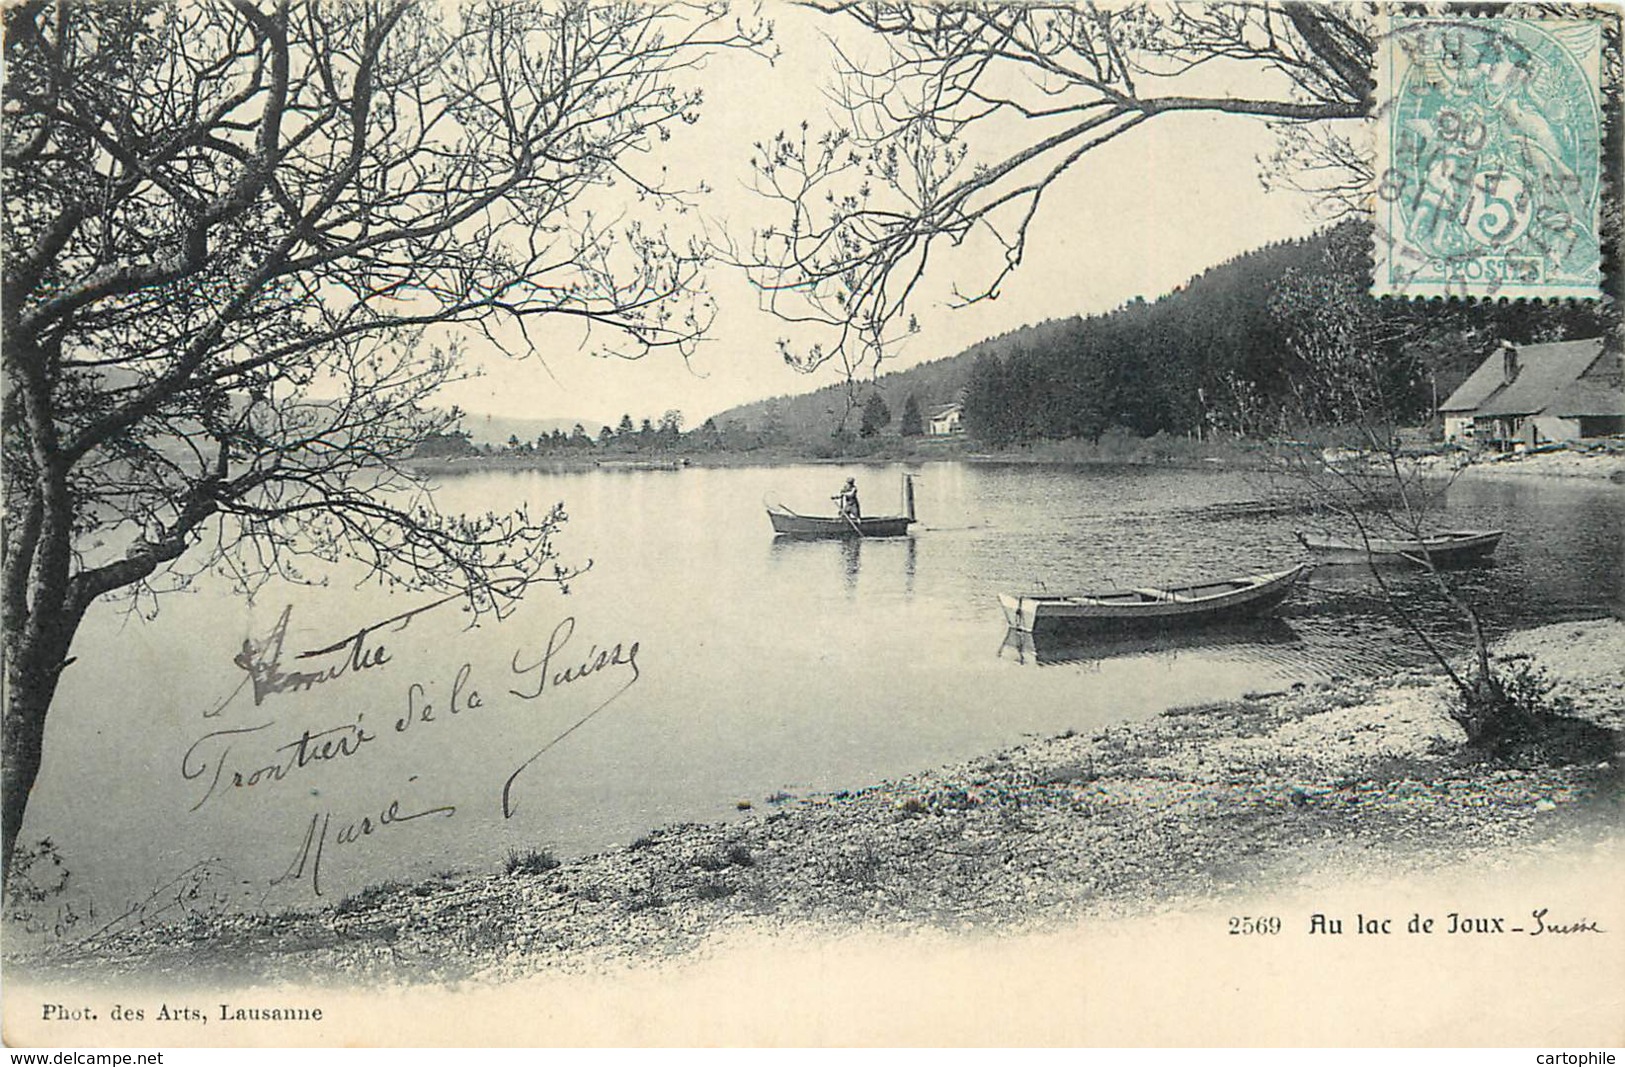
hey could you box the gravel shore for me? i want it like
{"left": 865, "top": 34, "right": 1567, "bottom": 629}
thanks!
{"left": 11, "top": 620, "right": 1623, "bottom": 988}
{"left": 1442, "top": 448, "right": 1625, "bottom": 482}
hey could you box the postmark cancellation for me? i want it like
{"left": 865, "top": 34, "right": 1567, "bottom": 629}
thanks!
{"left": 1374, "top": 13, "right": 1606, "bottom": 301}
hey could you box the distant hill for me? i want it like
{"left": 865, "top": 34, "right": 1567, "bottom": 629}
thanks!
{"left": 454, "top": 412, "right": 609, "bottom": 448}
{"left": 953, "top": 220, "right": 1606, "bottom": 446}
{"left": 709, "top": 220, "right": 1606, "bottom": 447}
{"left": 707, "top": 232, "right": 1340, "bottom": 442}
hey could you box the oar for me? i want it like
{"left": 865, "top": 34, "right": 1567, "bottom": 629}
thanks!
{"left": 830, "top": 490, "right": 864, "bottom": 536}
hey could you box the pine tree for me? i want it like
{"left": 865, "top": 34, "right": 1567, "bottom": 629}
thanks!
{"left": 859, "top": 393, "right": 892, "bottom": 438}
{"left": 899, "top": 394, "right": 924, "bottom": 436}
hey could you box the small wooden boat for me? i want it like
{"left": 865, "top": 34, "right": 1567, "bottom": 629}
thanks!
{"left": 998, "top": 565, "right": 1306, "bottom": 634}
{"left": 767, "top": 474, "right": 917, "bottom": 538}
{"left": 1294, "top": 529, "right": 1502, "bottom": 566}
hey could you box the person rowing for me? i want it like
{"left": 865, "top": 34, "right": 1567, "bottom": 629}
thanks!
{"left": 833, "top": 477, "right": 861, "bottom": 520}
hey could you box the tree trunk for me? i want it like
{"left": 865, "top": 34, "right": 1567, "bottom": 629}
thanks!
{"left": 2, "top": 367, "right": 83, "bottom": 892}
{"left": 3, "top": 332, "right": 69, "bottom": 890}
{"left": 2, "top": 621, "right": 74, "bottom": 892}
{"left": 2, "top": 480, "right": 189, "bottom": 892}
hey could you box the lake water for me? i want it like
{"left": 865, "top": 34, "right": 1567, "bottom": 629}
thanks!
{"left": 18, "top": 462, "right": 1625, "bottom": 924}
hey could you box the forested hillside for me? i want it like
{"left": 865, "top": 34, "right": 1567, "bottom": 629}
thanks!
{"left": 710, "top": 221, "right": 1609, "bottom": 449}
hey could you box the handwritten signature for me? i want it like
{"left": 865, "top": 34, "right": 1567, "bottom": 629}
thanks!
{"left": 229, "top": 597, "right": 462, "bottom": 709}
{"left": 502, "top": 615, "right": 640, "bottom": 817}
{"left": 1529, "top": 908, "right": 1604, "bottom": 936}
{"left": 181, "top": 716, "right": 374, "bottom": 811}
{"left": 271, "top": 786, "right": 456, "bottom": 897}
{"left": 185, "top": 610, "right": 644, "bottom": 896}
{"left": 186, "top": 615, "right": 640, "bottom": 810}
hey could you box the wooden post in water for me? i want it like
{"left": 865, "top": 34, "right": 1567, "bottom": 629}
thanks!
{"left": 903, "top": 473, "right": 916, "bottom": 523}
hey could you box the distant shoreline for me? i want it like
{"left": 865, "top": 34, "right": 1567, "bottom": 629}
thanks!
{"left": 406, "top": 439, "right": 1625, "bottom": 483}
{"left": 403, "top": 434, "right": 1272, "bottom": 476}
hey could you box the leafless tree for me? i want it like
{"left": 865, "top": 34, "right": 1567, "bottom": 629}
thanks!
{"left": 736, "top": 1, "right": 1374, "bottom": 377}
{"left": 1267, "top": 229, "right": 1582, "bottom": 752}
{"left": 1, "top": 0, "right": 770, "bottom": 886}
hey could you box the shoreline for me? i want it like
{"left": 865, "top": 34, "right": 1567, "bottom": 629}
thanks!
{"left": 11, "top": 617, "right": 1622, "bottom": 987}
{"left": 1433, "top": 448, "right": 1625, "bottom": 483}
{"left": 406, "top": 442, "right": 1625, "bottom": 482}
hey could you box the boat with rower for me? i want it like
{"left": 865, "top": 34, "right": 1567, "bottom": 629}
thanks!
{"left": 766, "top": 473, "right": 918, "bottom": 538}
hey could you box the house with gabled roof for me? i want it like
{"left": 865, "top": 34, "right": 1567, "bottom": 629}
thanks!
{"left": 1438, "top": 337, "right": 1624, "bottom": 449}
{"left": 928, "top": 401, "right": 964, "bottom": 436}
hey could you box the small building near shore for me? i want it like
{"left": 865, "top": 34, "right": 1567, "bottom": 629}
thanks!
{"left": 1438, "top": 337, "right": 1624, "bottom": 449}
{"left": 928, "top": 402, "right": 964, "bottom": 436}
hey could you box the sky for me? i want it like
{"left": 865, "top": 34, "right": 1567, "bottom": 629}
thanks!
{"left": 434, "top": 3, "right": 1332, "bottom": 430}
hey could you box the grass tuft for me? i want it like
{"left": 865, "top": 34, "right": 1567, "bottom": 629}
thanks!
{"left": 504, "top": 848, "right": 562, "bottom": 876}
{"left": 334, "top": 879, "right": 409, "bottom": 916}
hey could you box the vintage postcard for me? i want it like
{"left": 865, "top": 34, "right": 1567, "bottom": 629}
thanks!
{"left": 3, "top": 0, "right": 1622, "bottom": 1050}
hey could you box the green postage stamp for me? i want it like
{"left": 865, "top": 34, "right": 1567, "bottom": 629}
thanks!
{"left": 1374, "top": 13, "right": 1605, "bottom": 300}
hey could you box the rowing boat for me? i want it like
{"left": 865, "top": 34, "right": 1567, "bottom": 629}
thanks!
{"left": 766, "top": 473, "right": 917, "bottom": 538}
{"left": 998, "top": 565, "right": 1306, "bottom": 634}
{"left": 1294, "top": 529, "right": 1502, "bottom": 566}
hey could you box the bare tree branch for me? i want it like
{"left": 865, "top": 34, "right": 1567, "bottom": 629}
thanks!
{"left": 733, "top": 1, "right": 1373, "bottom": 377}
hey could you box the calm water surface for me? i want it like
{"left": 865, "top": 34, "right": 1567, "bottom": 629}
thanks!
{"left": 22, "top": 462, "right": 1625, "bottom": 918}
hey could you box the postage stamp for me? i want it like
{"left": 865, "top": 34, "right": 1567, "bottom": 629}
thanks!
{"left": 1374, "top": 14, "right": 1605, "bottom": 300}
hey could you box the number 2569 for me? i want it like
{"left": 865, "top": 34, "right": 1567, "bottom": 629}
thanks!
{"left": 1228, "top": 916, "right": 1282, "bottom": 935}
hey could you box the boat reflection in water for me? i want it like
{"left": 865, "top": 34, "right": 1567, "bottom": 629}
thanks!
{"left": 998, "top": 617, "right": 1302, "bottom": 668}
{"left": 767, "top": 530, "right": 918, "bottom": 594}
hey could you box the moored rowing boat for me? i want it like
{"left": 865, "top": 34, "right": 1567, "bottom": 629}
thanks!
{"left": 998, "top": 565, "right": 1306, "bottom": 634}
{"left": 1295, "top": 529, "right": 1502, "bottom": 566}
